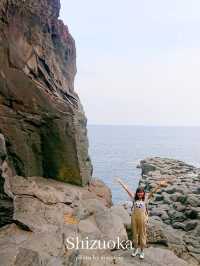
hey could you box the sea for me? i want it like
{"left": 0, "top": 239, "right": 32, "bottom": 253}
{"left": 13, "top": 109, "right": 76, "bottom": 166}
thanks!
{"left": 87, "top": 125, "right": 200, "bottom": 203}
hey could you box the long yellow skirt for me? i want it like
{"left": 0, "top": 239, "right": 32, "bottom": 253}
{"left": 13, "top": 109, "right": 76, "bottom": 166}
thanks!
{"left": 131, "top": 208, "right": 148, "bottom": 248}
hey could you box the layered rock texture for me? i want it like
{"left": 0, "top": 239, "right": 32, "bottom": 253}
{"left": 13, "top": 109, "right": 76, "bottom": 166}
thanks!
{"left": 139, "top": 157, "right": 200, "bottom": 265}
{"left": 0, "top": 0, "right": 92, "bottom": 186}
{"left": 0, "top": 137, "right": 129, "bottom": 265}
{"left": 0, "top": 169, "right": 124, "bottom": 266}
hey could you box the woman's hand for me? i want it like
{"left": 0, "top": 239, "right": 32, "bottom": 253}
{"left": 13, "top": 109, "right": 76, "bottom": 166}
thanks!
{"left": 158, "top": 180, "right": 168, "bottom": 187}
{"left": 147, "top": 179, "right": 168, "bottom": 199}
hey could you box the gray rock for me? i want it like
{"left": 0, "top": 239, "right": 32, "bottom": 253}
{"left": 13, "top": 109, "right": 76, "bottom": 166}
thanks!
{"left": 94, "top": 208, "right": 128, "bottom": 243}
{"left": 78, "top": 217, "right": 102, "bottom": 239}
{"left": 194, "top": 224, "right": 200, "bottom": 236}
{"left": 186, "top": 195, "right": 200, "bottom": 207}
{"left": 183, "top": 235, "right": 200, "bottom": 249}
{"left": 0, "top": 134, "right": 7, "bottom": 162}
{"left": 150, "top": 208, "right": 167, "bottom": 218}
{"left": 177, "top": 195, "right": 188, "bottom": 204}
{"left": 192, "top": 187, "right": 200, "bottom": 194}
{"left": 185, "top": 208, "right": 199, "bottom": 219}
{"left": 169, "top": 211, "right": 186, "bottom": 223}
{"left": 190, "top": 253, "right": 200, "bottom": 264}
{"left": 173, "top": 202, "right": 186, "bottom": 212}
{"left": 162, "top": 192, "right": 171, "bottom": 204}
{"left": 154, "top": 194, "right": 164, "bottom": 201}
{"left": 163, "top": 219, "right": 171, "bottom": 225}
{"left": 147, "top": 217, "right": 184, "bottom": 246}
{"left": 172, "top": 222, "right": 185, "bottom": 230}
{"left": 110, "top": 205, "right": 131, "bottom": 228}
{"left": 165, "top": 186, "right": 178, "bottom": 194}
{"left": 150, "top": 215, "right": 162, "bottom": 221}
{"left": 85, "top": 178, "right": 112, "bottom": 207}
{"left": 141, "top": 162, "right": 157, "bottom": 176}
{"left": 161, "top": 211, "right": 170, "bottom": 221}
{"left": 14, "top": 248, "right": 43, "bottom": 266}
{"left": 13, "top": 194, "right": 73, "bottom": 232}
{"left": 170, "top": 193, "right": 179, "bottom": 201}
{"left": 187, "top": 245, "right": 200, "bottom": 254}
{"left": 185, "top": 221, "right": 198, "bottom": 231}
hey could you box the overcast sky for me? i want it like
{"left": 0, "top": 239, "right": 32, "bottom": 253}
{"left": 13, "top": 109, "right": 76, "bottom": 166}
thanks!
{"left": 60, "top": 0, "right": 200, "bottom": 126}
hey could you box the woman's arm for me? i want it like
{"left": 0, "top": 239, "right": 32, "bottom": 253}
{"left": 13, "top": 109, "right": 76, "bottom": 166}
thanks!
{"left": 147, "top": 180, "right": 168, "bottom": 200}
{"left": 116, "top": 178, "right": 135, "bottom": 200}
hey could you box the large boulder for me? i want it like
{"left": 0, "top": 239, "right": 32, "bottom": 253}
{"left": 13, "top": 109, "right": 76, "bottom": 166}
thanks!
{"left": 0, "top": 174, "right": 127, "bottom": 265}
{"left": 110, "top": 205, "right": 131, "bottom": 228}
{"left": 0, "top": 0, "right": 92, "bottom": 186}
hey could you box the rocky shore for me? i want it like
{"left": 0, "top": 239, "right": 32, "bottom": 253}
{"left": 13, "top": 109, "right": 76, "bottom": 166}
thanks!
{"left": 0, "top": 136, "right": 193, "bottom": 266}
{"left": 139, "top": 157, "right": 200, "bottom": 265}
{"left": 0, "top": 137, "right": 125, "bottom": 265}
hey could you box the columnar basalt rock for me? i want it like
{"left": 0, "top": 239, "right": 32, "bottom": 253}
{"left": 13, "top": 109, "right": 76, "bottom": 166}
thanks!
{"left": 0, "top": 0, "right": 92, "bottom": 186}
{"left": 140, "top": 157, "right": 200, "bottom": 265}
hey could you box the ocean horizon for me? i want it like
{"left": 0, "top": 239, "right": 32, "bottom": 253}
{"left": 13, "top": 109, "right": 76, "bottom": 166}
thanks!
{"left": 88, "top": 125, "right": 200, "bottom": 203}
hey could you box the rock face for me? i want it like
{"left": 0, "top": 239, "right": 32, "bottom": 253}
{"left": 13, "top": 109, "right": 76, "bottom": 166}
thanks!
{"left": 0, "top": 126, "right": 127, "bottom": 266}
{"left": 0, "top": 172, "right": 129, "bottom": 266}
{"left": 140, "top": 157, "right": 200, "bottom": 265}
{"left": 0, "top": 0, "right": 92, "bottom": 186}
{"left": 0, "top": 134, "right": 13, "bottom": 227}
{"left": 0, "top": 147, "right": 198, "bottom": 265}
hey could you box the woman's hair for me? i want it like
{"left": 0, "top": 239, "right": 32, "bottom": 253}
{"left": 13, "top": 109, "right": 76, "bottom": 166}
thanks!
{"left": 134, "top": 186, "right": 145, "bottom": 201}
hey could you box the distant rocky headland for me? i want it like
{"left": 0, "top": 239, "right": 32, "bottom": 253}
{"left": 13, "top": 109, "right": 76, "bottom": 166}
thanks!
{"left": 0, "top": 0, "right": 199, "bottom": 266}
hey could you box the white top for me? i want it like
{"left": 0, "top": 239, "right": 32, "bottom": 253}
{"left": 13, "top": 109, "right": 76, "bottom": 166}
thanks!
{"left": 134, "top": 200, "right": 146, "bottom": 209}
{"left": 132, "top": 195, "right": 149, "bottom": 212}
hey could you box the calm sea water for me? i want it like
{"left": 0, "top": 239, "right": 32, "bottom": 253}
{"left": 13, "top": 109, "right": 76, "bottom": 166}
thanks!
{"left": 87, "top": 125, "right": 200, "bottom": 203}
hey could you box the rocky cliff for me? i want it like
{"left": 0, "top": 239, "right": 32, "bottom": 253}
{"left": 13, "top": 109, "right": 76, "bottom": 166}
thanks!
{"left": 0, "top": 0, "right": 92, "bottom": 186}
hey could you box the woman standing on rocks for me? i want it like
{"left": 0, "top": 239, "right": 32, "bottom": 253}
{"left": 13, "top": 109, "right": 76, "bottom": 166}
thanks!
{"left": 117, "top": 178, "right": 168, "bottom": 259}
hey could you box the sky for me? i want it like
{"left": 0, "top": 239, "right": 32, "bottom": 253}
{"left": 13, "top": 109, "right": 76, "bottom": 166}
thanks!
{"left": 60, "top": 0, "right": 200, "bottom": 126}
